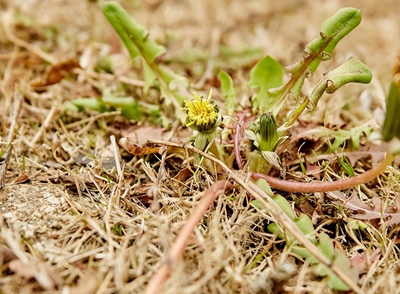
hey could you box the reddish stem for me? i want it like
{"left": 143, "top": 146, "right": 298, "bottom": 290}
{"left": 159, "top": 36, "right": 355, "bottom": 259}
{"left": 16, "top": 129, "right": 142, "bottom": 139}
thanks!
{"left": 252, "top": 154, "right": 393, "bottom": 193}
{"left": 144, "top": 180, "right": 230, "bottom": 294}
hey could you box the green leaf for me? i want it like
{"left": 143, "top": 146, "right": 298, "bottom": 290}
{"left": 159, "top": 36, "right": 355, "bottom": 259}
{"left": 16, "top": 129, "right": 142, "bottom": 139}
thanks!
{"left": 102, "top": 96, "right": 142, "bottom": 120}
{"left": 318, "top": 232, "right": 334, "bottom": 260}
{"left": 328, "top": 251, "right": 359, "bottom": 291}
{"left": 268, "top": 223, "right": 285, "bottom": 240}
{"left": 305, "top": 8, "right": 362, "bottom": 73}
{"left": 255, "top": 179, "right": 273, "bottom": 196}
{"left": 69, "top": 98, "right": 107, "bottom": 113}
{"left": 273, "top": 195, "right": 297, "bottom": 220}
{"left": 309, "top": 56, "right": 372, "bottom": 109}
{"left": 382, "top": 74, "right": 400, "bottom": 141}
{"left": 250, "top": 200, "right": 265, "bottom": 210}
{"left": 142, "top": 59, "right": 157, "bottom": 94}
{"left": 249, "top": 56, "right": 283, "bottom": 112}
{"left": 338, "top": 156, "right": 355, "bottom": 177}
{"left": 102, "top": 1, "right": 165, "bottom": 62}
{"left": 218, "top": 70, "right": 236, "bottom": 115}
{"left": 295, "top": 214, "right": 315, "bottom": 237}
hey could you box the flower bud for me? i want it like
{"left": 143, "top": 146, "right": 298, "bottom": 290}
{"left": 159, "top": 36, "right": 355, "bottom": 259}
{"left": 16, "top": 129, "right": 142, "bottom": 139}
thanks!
{"left": 259, "top": 112, "right": 279, "bottom": 151}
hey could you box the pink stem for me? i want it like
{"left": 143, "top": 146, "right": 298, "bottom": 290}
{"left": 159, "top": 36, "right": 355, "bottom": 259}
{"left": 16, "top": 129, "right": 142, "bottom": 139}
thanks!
{"left": 252, "top": 154, "right": 393, "bottom": 193}
{"left": 144, "top": 180, "right": 230, "bottom": 294}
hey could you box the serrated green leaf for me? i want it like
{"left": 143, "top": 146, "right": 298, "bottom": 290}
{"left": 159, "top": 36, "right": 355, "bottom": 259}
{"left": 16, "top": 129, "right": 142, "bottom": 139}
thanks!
{"left": 218, "top": 70, "right": 236, "bottom": 115}
{"left": 301, "top": 124, "right": 372, "bottom": 151}
{"left": 309, "top": 56, "right": 372, "bottom": 109}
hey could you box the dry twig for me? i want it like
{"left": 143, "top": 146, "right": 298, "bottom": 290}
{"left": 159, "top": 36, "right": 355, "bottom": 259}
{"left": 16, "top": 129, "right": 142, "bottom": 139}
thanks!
{"left": 144, "top": 180, "right": 230, "bottom": 294}
{"left": 0, "top": 91, "right": 23, "bottom": 189}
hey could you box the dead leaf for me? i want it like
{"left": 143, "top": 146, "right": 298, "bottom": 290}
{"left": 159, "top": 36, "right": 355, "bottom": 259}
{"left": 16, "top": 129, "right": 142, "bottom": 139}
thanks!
{"left": 119, "top": 137, "right": 162, "bottom": 156}
{"left": 0, "top": 246, "right": 18, "bottom": 264}
{"left": 327, "top": 191, "right": 400, "bottom": 226}
{"left": 350, "top": 248, "right": 380, "bottom": 274}
{"left": 174, "top": 167, "right": 193, "bottom": 182}
{"left": 121, "top": 126, "right": 166, "bottom": 145}
{"left": 69, "top": 271, "right": 100, "bottom": 294}
{"left": 119, "top": 137, "right": 185, "bottom": 157}
{"left": 31, "top": 60, "right": 81, "bottom": 87}
{"left": 13, "top": 173, "right": 29, "bottom": 184}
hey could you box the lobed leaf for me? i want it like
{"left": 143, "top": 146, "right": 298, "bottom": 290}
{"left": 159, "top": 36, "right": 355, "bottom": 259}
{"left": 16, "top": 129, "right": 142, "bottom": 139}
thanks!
{"left": 309, "top": 56, "right": 372, "bottom": 108}
{"left": 103, "top": 1, "right": 166, "bottom": 62}
{"left": 305, "top": 8, "right": 362, "bottom": 73}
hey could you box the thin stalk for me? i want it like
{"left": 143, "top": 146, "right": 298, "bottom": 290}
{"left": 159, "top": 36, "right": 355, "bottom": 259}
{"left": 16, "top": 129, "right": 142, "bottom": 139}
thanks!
{"left": 252, "top": 153, "right": 393, "bottom": 193}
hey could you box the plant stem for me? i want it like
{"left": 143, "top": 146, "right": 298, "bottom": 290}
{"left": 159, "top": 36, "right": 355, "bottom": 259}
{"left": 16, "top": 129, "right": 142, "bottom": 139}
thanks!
{"left": 144, "top": 180, "right": 230, "bottom": 294}
{"left": 252, "top": 153, "right": 393, "bottom": 193}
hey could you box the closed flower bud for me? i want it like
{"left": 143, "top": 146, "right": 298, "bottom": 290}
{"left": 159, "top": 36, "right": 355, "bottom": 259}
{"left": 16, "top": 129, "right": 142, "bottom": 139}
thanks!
{"left": 259, "top": 112, "right": 279, "bottom": 152}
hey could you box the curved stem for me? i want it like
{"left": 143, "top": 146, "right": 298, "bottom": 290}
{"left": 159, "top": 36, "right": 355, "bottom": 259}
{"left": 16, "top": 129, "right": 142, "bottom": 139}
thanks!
{"left": 144, "top": 180, "right": 230, "bottom": 294}
{"left": 252, "top": 153, "right": 393, "bottom": 193}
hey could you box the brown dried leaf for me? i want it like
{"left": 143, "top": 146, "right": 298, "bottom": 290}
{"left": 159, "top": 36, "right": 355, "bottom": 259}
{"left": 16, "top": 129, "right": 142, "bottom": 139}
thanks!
{"left": 174, "top": 167, "right": 193, "bottom": 182}
{"left": 119, "top": 137, "right": 185, "bottom": 157}
{"left": 327, "top": 191, "right": 400, "bottom": 226}
{"left": 31, "top": 60, "right": 81, "bottom": 87}
{"left": 13, "top": 173, "right": 29, "bottom": 184}
{"left": 121, "top": 126, "right": 166, "bottom": 145}
{"left": 119, "top": 137, "right": 162, "bottom": 156}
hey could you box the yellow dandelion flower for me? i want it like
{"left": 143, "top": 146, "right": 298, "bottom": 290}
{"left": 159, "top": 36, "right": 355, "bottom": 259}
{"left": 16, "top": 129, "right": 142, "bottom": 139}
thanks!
{"left": 183, "top": 90, "right": 220, "bottom": 133}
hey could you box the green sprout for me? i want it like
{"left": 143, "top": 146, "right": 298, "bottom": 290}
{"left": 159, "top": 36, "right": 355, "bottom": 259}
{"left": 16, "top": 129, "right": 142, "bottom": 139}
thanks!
{"left": 102, "top": 1, "right": 187, "bottom": 121}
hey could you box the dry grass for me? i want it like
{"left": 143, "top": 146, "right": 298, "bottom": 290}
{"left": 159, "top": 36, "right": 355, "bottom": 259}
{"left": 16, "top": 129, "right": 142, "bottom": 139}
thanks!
{"left": 1, "top": 1, "right": 400, "bottom": 293}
